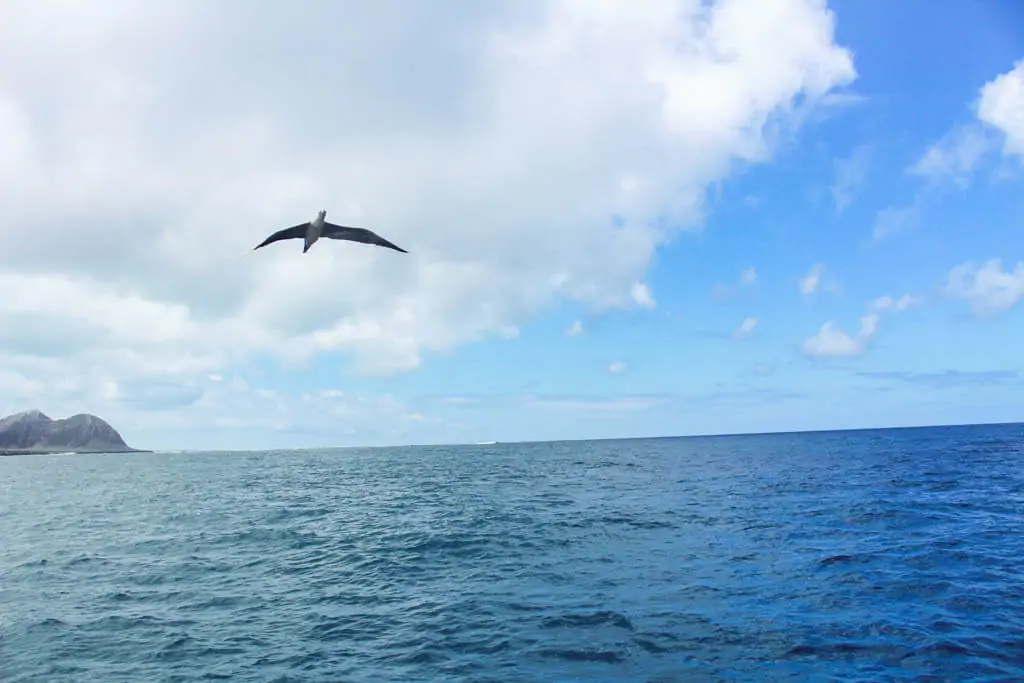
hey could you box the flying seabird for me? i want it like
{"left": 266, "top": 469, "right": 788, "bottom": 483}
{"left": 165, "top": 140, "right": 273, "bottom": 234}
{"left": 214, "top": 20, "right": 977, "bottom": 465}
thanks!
{"left": 253, "top": 210, "right": 408, "bottom": 254}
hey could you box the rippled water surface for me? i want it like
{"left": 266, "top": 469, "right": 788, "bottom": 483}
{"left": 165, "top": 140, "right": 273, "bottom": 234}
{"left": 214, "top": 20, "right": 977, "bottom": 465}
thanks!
{"left": 3, "top": 424, "right": 1024, "bottom": 681}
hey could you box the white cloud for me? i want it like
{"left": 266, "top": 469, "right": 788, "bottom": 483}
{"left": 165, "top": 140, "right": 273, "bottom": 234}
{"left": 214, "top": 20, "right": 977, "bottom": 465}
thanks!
{"left": 802, "top": 313, "right": 878, "bottom": 357}
{"left": 905, "top": 59, "right": 1024, "bottom": 192}
{"left": 859, "top": 312, "right": 879, "bottom": 338}
{"left": 735, "top": 316, "right": 759, "bottom": 339}
{"left": 869, "top": 295, "right": 894, "bottom": 312}
{"left": 607, "top": 361, "right": 628, "bottom": 374}
{"left": 944, "top": 258, "right": 1024, "bottom": 316}
{"left": 565, "top": 319, "right": 584, "bottom": 337}
{"left": 802, "top": 290, "right": 911, "bottom": 359}
{"left": 978, "top": 60, "right": 1024, "bottom": 160}
{"left": 799, "top": 263, "right": 826, "bottom": 295}
{"left": 831, "top": 144, "right": 870, "bottom": 211}
{"left": 909, "top": 125, "right": 992, "bottom": 185}
{"left": 893, "top": 293, "right": 917, "bottom": 311}
{"left": 0, "top": 361, "right": 432, "bottom": 449}
{"left": 870, "top": 293, "right": 917, "bottom": 312}
{"left": 0, "top": 0, "right": 857, "bottom": 438}
{"left": 872, "top": 204, "right": 918, "bottom": 242}
{"left": 630, "top": 283, "right": 656, "bottom": 309}
{"left": 713, "top": 266, "right": 758, "bottom": 300}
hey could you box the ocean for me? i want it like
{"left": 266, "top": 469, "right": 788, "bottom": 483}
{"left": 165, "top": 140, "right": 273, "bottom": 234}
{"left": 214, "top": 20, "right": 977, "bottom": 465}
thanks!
{"left": 2, "top": 423, "right": 1023, "bottom": 682}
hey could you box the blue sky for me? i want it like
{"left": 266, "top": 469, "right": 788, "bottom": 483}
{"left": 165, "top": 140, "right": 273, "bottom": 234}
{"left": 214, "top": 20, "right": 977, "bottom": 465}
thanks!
{"left": 1, "top": 0, "right": 1022, "bottom": 450}
{"left": 253, "top": 0, "right": 1024, "bottom": 448}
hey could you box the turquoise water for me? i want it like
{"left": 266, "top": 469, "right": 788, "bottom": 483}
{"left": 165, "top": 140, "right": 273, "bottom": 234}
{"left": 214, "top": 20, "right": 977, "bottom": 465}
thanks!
{"left": 2, "top": 424, "right": 1024, "bottom": 681}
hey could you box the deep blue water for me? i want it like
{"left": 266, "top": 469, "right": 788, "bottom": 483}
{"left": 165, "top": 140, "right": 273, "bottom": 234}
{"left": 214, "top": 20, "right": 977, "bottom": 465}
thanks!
{"left": 2, "top": 424, "right": 1024, "bottom": 682}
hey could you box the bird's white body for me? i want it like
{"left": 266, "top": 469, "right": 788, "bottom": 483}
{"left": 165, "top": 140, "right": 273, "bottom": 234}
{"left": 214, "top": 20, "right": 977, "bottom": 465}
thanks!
{"left": 305, "top": 209, "right": 327, "bottom": 252}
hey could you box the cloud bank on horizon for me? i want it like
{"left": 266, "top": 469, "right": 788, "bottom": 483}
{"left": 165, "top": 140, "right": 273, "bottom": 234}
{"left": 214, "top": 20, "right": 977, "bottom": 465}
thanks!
{"left": 0, "top": 0, "right": 1022, "bottom": 449}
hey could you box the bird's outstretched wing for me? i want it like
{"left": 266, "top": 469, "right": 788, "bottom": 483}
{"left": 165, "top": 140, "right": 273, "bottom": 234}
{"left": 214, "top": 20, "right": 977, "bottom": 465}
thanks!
{"left": 323, "top": 223, "right": 408, "bottom": 253}
{"left": 253, "top": 223, "right": 309, "bottom": 250}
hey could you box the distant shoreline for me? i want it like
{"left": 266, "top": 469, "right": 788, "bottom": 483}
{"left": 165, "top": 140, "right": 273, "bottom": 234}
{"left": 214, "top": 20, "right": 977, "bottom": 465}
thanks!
{"left": 0, "top": 448, "right": 152, "bottom": 457}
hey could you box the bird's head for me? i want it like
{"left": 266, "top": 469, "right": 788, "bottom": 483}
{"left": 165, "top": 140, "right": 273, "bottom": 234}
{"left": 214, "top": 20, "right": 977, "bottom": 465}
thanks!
{"left": 318, "top": 209, "right": 327, "bottom": 220}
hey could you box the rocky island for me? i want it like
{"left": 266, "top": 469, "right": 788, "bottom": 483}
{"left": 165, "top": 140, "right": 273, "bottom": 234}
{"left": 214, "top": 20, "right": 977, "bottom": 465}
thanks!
{"left": 0, "top": 409, "right": 148, "bottom": 455}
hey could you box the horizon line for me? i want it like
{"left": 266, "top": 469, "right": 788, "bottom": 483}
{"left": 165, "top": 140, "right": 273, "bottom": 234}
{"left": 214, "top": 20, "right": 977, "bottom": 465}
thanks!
{"left": 150, "top": 418, "right": 1024, "bottom": 455}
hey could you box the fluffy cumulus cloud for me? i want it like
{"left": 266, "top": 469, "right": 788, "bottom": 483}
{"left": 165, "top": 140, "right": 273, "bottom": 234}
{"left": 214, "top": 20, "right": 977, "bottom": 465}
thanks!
{"left": 944, "top": 259, "right": 1024, "bottom": 316}
{"left": 978, "top": 60, "right": 1024, "bottom": 160}
{"left": 630, "top": 283, "right": 657, "bottom": 309}
{"left": 802, "top": 289, "right": 916, "bottom": 359}
{"left": 909, "top": 59, "right": 1024, "bottom": 186}
{"left": 803, "top": 313, "right": 878, "bottom": 358}
{"left": 0, "top": 0, "right": 857, "bottom": 436}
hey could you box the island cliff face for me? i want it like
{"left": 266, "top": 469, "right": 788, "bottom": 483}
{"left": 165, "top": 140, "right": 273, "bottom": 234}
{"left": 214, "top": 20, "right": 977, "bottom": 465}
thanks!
{"left": 0, "top": 409, "right": 145, "bottom": 454}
